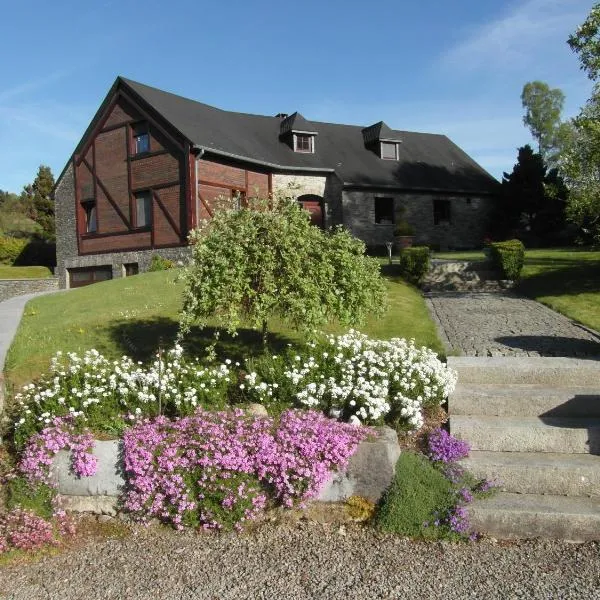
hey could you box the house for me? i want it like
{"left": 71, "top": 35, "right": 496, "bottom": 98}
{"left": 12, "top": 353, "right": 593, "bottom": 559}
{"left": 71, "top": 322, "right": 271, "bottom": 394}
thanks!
{"left": 54, "top": 76, "right": 498, "bottom": 288}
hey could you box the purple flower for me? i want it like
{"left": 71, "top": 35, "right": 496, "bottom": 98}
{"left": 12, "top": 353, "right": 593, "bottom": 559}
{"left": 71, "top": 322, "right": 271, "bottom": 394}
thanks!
{"left": 426, "top": 428, "right": 470, "bottom": 463}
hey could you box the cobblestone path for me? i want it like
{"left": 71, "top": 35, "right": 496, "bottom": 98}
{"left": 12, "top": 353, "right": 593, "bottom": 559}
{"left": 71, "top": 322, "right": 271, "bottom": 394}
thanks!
{"left": 426, "top": 292, "right": 600, "bottom": 357}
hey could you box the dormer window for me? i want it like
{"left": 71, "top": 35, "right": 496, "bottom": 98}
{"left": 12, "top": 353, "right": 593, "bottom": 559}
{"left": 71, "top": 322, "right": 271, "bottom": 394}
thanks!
{"left": 294, "top": 133, "right": 314, "bottom": 153}
{"left": 380, "top": 141, "right": 398, "bottom": 160}
{"left": 132, "top": 122, "right": 150, "bottom": 155}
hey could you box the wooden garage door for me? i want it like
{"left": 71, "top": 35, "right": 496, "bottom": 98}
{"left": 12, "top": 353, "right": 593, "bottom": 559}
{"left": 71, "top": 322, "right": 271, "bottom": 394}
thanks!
{"left": 69, "top": 266, "right": 113, "bottom": 288}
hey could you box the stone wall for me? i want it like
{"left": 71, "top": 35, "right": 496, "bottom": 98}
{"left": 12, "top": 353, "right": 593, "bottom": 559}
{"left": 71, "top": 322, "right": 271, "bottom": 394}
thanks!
{"left": 0, "top": 278, "right": 59, "bottom": 302}
{"left": 342, "top": 190, "right": 495, "bottom": 250}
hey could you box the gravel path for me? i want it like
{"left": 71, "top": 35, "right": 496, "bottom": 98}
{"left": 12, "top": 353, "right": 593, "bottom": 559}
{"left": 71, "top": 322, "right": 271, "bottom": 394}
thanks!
{"left": 427, "top": 292, "right": 600, "bottom": 357}
{"left": 0, "top": 522, "right": 598, "bottom": 599}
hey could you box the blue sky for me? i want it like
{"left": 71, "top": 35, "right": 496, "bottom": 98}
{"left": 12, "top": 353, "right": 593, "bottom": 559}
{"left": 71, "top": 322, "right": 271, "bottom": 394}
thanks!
{"left": 0, "top": 0, "right": 595, "bottom": 192}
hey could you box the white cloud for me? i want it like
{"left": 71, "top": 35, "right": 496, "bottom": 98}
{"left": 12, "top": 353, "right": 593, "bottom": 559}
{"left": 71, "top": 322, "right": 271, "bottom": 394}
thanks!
{"left": 0, "top": 70, "right": 70, "bottom": 104}
{"left": 439, "top": 0, "right": 590, "bottom": 73}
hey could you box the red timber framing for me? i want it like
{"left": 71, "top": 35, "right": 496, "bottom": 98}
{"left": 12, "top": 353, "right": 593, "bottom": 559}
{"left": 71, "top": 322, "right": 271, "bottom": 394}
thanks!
{"left": 196, "top": 157, "right": 271, "bottom": 222}
{"left": 73, "top": 85, "right": 190, "bottom": 256}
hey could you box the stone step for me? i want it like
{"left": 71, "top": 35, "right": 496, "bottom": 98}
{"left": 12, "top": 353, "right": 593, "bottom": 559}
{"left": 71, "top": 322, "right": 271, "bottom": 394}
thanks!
{"left": 449, "top": 383, "right": 600, "bottom": 418}
{"left": 468, "top": 492, "right": 600, "bottom": 541}
{"left": 461, "top": 451, "right": 600, "bottom": 496}
{"left": 450, "top": 416, "right": 600, "bottom": 454}
{"left": 448, "top": 357, "right": 600, "bottom": 386}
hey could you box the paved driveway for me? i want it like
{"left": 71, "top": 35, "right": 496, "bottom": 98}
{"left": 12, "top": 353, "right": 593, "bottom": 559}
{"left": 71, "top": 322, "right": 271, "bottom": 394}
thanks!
{"left": 426, "top": 292, "right": 600, "bottom": 357}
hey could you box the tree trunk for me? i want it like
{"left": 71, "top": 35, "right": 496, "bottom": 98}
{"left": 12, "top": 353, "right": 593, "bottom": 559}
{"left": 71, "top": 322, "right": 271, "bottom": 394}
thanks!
{"left": 261, "top": 319, "right": 269, "bottom": 349}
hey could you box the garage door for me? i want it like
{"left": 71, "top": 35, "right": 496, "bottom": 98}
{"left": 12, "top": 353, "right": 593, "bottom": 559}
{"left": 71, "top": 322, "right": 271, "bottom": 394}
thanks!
{"left": 69, "top": 266, "right": 113, "bottom": 288}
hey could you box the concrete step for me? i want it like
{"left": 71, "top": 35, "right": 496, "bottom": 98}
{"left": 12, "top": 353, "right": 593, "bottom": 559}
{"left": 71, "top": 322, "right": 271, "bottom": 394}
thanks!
{"left": 449, "top": 383, "right": 600, "bottom": 418}
{"left": 461, "top": 451, "right": 600, "bottom": 496}
{"left": 468, "top": 492, "right": 600, "bottom": 541}
{"left": 448, "top": 357, "right": 600, "bottom": 386}
{"left": 450, "top": 416, "right": 600, "bottom": 454}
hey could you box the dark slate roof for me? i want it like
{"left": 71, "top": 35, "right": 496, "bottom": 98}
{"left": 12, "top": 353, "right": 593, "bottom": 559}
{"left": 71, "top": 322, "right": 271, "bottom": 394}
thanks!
{"left": 361, "top": 121, "right": 399, "bottom": 144}
{"left": 120, "top": 77, "right": 498, "bottom": 194}
{"left": 279, "top": 112, "right": 318, "bottom": 136}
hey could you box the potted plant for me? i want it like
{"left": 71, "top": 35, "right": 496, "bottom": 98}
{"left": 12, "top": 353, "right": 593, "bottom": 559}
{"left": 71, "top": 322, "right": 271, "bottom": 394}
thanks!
{"left": 394, "top": 221, "right": 415, "bottom": 249}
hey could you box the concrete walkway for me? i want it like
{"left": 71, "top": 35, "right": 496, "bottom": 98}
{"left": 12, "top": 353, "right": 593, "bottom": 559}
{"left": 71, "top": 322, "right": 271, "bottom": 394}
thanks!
{"left": 427, "top": 291, "right": 600, "bottom": 357}
{"left": 0, "top": 291, "right": 59, "bottom": 373}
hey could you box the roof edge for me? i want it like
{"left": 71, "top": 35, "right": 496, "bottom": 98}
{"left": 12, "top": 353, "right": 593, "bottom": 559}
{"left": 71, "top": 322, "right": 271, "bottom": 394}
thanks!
{"left": 342, "top": 181, "right": 498, "bottom": 195}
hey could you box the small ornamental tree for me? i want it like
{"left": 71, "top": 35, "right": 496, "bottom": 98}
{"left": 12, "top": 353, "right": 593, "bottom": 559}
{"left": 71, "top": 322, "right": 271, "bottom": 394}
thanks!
{"left": 180, "top": 194, "right": 386, "bottom": 345}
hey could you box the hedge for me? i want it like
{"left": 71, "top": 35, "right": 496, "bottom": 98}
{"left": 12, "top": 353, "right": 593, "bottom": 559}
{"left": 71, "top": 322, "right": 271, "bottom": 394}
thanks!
{"left": 0, "top": 237, "right": 28, "bottom": 265}
{"left": 398, "top": 246, "right": 430, "bottom": 284}
{"left": 489, "top": 239, "right": 525, "bottom": 280}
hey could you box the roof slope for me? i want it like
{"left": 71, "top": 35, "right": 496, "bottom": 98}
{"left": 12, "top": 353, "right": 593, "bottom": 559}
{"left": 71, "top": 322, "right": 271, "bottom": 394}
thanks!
{"left": 121, "top": 77, "right": 498, "bottom": 193}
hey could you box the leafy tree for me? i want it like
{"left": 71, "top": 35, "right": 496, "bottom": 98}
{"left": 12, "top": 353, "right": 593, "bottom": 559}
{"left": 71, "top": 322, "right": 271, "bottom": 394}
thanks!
{"left": 568, "top": 3, "right": 600, "bottom": 81}
{"left": 179, "top": 193, "right": 386, "bottom": 346}
{"left": 521, "top": 81, "right": 566, "bottom": 158}
{"left": 21, "top": 165, "right": 55, "bottom": 241}
{"left": 496, "top": 145, "right": 567, "bottom": 244}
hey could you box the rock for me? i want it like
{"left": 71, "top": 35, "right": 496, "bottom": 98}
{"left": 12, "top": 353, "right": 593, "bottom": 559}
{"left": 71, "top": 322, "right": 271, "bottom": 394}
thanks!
{"left": 51, "top": 439, "right": 124, "bottom": 496}
{"left": 56, "top": 494, "right": 118, "bottom": 516}
{"left": 246, "top": 403, "right": 268, "bottom": 417}
{"left": 317, "top": 426, "right": 401, "bottom": 503}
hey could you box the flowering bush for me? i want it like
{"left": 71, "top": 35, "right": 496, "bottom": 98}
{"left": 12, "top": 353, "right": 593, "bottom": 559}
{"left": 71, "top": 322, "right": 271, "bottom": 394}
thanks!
{"left": 19, "top": 416, "right": 97, "bottom": 485}
{"left": 123, "top": 409, "right": 369, "bottom": 530}
{"left": 12, "top": 345, "right": 233, "bottom": 447}
{"left": 0, "top": 509, "right": 56, "bottom": 553}
{"left": 243, "top": 331, "right": 457, "bottom": 429}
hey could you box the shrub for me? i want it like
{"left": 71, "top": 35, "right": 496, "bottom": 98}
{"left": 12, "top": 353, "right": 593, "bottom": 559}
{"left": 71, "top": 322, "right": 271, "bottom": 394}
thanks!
{"left": 394, "top": 221, "right": 415, "bottom": 237}
{"left": 0, "top": 236, "right": 28, "bottom": 265}
{"left": 180, "top": 194, "right": 386, "bottom": 345}
{"left": 0, "top": 509, "right": 56, "bottom": 553}
{"left": 242, "top": 331, "right": 457, "bottom": 430}
{"left": 5, "top": 477, "right": 55, "bottom": 520}
{"left": 373, "top": 452, "right": 459, "bottom": 539}
{"left": 13, "top": 239, "right": 56, "bottom": 268}
{"left": 397, "top": 246, "right": 430, "bottom": 284}
{"left": 148, "top": 254, "right": 174, "bottom": 271}
{"left": 489, "top": 239, "right": 525, "bottom": 280}
{"left": 11, "top": 345, "right": 233, "bottom": 448}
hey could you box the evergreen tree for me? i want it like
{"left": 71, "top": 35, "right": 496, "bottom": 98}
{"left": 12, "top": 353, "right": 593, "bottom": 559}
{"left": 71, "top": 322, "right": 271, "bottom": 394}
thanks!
{"left": 25, "top": 165, "right": 55, "bottom": 241}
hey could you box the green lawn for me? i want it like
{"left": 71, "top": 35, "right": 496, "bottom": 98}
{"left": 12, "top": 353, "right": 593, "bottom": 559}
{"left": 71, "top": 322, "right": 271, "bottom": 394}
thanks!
{"left": 5, "top": 269, "right": 443, "bottom": 390}
{"left": 0, "top": 266, "right": 53, "bottom": 279}
{"left": 429, "top": 247, "right": 600, "bottom": 333}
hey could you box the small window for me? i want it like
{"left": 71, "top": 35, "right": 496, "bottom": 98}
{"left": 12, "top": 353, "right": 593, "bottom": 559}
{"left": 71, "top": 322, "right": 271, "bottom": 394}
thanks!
{"left": 83, "top": 201, "right": 97, "bottom": 233}
{"left": 132, "top": 123, "right": 150, "bottom": 155}
{"left": 135, "top": 191, "right": 152, "bottom": 227}
{"left": 232, "top": 190, "right": 246, "bottom": 210}
{"left": 124, "top": 263, "right": 139, "bottom": 277}
{"left": 294, "top": 134, "right": 314, "bottom": 153}
{"left": 380, "top": 142, "right": 398, "bottom": 160}
{"left": 374, "top": 197, "right": 394, "bottom": 224}
{"left": 434, "top": 199, "right": 452, "bottom": 225}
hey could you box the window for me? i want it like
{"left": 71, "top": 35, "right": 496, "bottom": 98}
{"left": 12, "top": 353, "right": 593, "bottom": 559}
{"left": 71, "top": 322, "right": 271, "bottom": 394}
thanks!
{"left": 294, "top": 133, "right": 314, "bottom": 153}
{"left": 434, "top": 199, "right": 452, "bottom": 225}
{"left": 132, "top": 122, "right": 150, "bottom": 155}
{"left": 83, "top": 201, "right": 97, "bottom": 233}
{"left": 124, "top": 263, "right": 139, "bottom": 277}
{"left": 232, "top": 190, "right": 246, "bottom": 210}
{"left": 380, "top": 141, "right": 398, "bottom": 160}
{"left": 135, "top": 191, "right": 152, "bottom": 227}
{"left": 374, "top": 197, "right": 394, "bottom": 224}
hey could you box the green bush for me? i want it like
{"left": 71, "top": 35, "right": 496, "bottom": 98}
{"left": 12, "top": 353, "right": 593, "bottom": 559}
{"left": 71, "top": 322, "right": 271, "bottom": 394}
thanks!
{"left": 13, "top": 240, "right": 56, "bottom": 268}
{"left": 0, "top": 237, "right": 28, "bottom": 265}
{"left": 373, "top": 451, "right": 458, "bottom": 539}
{"left": 397, "top": 246, "right": 430, "bottom": 284}
{"left": 148, "top": 254, "right": 175, "bottom": 271}
{"left": 489, "top": 239, "right": 525, "bottom": 280}
{"left": 5, "top": 477, "right": 54, "bottom": 519}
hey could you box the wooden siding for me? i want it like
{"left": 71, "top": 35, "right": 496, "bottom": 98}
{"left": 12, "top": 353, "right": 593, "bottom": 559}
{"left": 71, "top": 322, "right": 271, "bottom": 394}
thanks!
{"left": 74, "top": 94, "right": 188, "bottom": 254}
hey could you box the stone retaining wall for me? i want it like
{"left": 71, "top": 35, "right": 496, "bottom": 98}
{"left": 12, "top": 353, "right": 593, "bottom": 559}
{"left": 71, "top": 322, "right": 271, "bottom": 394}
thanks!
{"left": 51, "top": 427, "right": 401, "bottom": 515}
{"left": 0, "top": 278, "right": 59, "bottom": 302}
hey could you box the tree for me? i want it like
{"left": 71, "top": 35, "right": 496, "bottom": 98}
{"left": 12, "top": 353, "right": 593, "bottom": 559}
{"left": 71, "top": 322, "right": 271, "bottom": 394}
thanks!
{"left": 568, "top": 3, "right": 600, "bottom": 81}
{"left": 497, "top": 145, "right": 567, "bottom": 244}
{"left": 179, "top": 193, "right": 386, "bottom": 346}
{"left": 521, "top": 81, "right": 566, "bottom": 161}
{"left": 20, "top": 165, "right": 55, "bottom": 241}
{"left": 563, "top": 4, "right": 600, "bottom": 242}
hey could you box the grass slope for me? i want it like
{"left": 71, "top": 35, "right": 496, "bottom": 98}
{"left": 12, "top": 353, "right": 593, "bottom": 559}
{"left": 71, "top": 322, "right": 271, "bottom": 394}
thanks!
{"left": 5, "top": 269, "right": 443, "bottom": 389}
{"left": 0, "top": 266, "right": 53, "bottom": 279}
